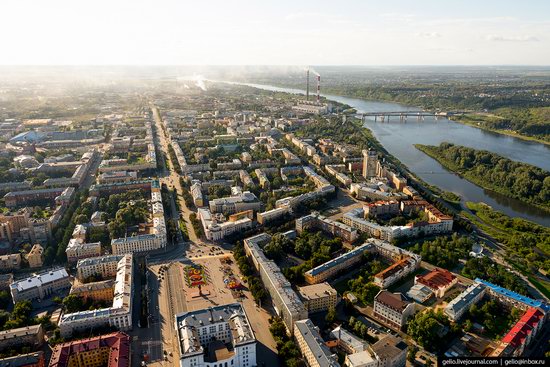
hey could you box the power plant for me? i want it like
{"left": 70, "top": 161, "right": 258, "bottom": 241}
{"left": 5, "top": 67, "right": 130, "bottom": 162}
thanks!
{"left": 292, "top": 68, "right": 329, "bottom": 115}
{"left": 304, "top": 68, "right": 321, "bottom": 103}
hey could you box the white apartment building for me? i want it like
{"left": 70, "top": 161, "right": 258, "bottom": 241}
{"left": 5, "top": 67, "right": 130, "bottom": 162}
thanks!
{"left": 198, "top": 208, "right": 254, "bottom": 241}
{"left": 76, "top": 255, "right": 123, "bottom": 281}
{"left": 65, "top": 239, "right": 101, "bottom": 264}
{"left": 175, "top": 303, "right": 257, "bottom": 367}
{"left": 373, "top": 291, "right": 415, "bottom": 330}
{"left": 59, "top": 254, "right": 133, "bottom": 337}
{"left": 10, "top": 268, "right": 71, "bottom": 303}
{"left": 444, "top": 283, "right": 486, "bottom": 322}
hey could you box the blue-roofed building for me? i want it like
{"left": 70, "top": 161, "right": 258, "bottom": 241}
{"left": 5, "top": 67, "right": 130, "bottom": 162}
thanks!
{"left": 475, "top": 278, "right": 550, "bottom": 313}
{"left": 9, "top": 131, "right": 45, "bottom": 143}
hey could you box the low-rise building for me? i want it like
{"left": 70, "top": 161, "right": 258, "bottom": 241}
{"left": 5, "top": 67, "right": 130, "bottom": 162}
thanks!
{"left": 175, "top": 303, "right": 256, "bottom": 367}
{"left": 373, "top": 258, "right": 418, "bottom": 289}
{"left": 0, "top": 324, "right": 44, "bottom": 350}
{"left": 65, "top": 239, "right": 102, "bottom": 264}
{"left": 26, "top": 244, "right": 44, "bottom": 268}
{"left": 70, "top": 279, "right": 115, "bottom": 302}
{"left": 296, "top": 212, "right": 358, "bottom": 243}
{"left": 294, "top": 319, "right": 340, "bottom": 367}
{"left": 198, "top": 208, "right": 254, "bottom": 241}
{"left": 0, "top": 351, "right": 45, "bottom": 367}
{"left": 298, "top": 283, "right": 338, "bottom": 314}
{"left": 329, "top": 326, "right": 368, "bottom": 354}
{"left": 209, "top": 191, "right": 261, "bottom": 215}
{"left": 415, "top": 268, "right": 457, "bottom": 298}
{"left": 49, "top": 332, "right": 131, "bottom": 367}
{"left": 364, "top": 201, "right": 400, "bottom": 218}
{"left": 0, "top": 253, "right": 21, "bottom": 271}
{"left": 76, "top": 255, "right": 123, "bottom": 281}
{"left": 190, "top": 182, "right": 204, "bottom": 207}
{"left": 406, "top": 284, "right": 433, "bottom": 304}
{"left": 444, "top": 282, "right": 486, "bottom": 322}
{"left": 10, "top": 268, "right": 70, "bottom": 303}
{"left": 373, "top": 291, "right": 415, "bottom": 330}
{"left": 256, "top": 207, "right": 289, "bottom": 225}
{"left": 476, "top": 278, "right": 550, "bottom": 313}
{"left": 371, "top": 335, "right": 408, "bottom": 367}
{"left": 491, "top": 307, "right": 546, "bottom": 357}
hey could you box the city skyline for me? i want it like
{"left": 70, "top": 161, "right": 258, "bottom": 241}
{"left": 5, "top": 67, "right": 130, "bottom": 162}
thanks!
{"left": 1, "top": 0, "right": 549, "bottom": 65}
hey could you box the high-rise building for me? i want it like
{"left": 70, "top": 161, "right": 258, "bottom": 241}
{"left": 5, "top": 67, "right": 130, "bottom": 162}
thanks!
{"left": 362, "top": 150, "right": 378, "bottom": 179}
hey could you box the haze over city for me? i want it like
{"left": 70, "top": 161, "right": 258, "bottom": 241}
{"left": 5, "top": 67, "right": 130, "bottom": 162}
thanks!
{"left": 1, "top": 0, "right": 549, "bottom": 65}
{"left": 0, "top": 2, "right": 548, "bottom": 367}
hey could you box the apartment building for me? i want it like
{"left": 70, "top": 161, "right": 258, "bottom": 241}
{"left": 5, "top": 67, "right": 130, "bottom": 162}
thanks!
{"left": 49, "top": 332, "right": 131, "bottom": 367}
{"left": 244, "top": 234, "right": 307, "bottom": 332}
{"left": 298, "top": 283, "right": 338, "bottom": 314}
{"left": 175, "top": 303, "right": 256, "bottom": 367}
{"left": 296, "top": 212, "right": 358, "bottom": 243}
{"left": 65, "top": 239, "right": 102, "bottom": 264}
{"left": 0, "top": 253, "right": 21, "bottom": 271}
{"left": 26, "top": 244, "right": 44, "bottom": 268}
{"left": 256, "top": 207, "right": 289, "bottom": 225}
{"left": 70, "top": 279, "right": 115, "bottom": 302}
{"left": 294, "top": 319, "right": 340, "bottom": 367}
{"left": 304, "top": 242, "right": 373, "bottom": 284}
{"left": 59, "top": 255, "right": 133, "bottom": 337}
{"left": 0, "top": 325, "right": 44, "bottom": 351}
{"left": 444, "top": 282, "right": 486, "bottom": 322}
{"left": 76, "top": 255, "right": 123, "bottom": 281}
{"left": 373, "top": 291, "right": 415, "bottom": 330}
{"left": 10, "top": 268, "right": 71, "bottom": 303}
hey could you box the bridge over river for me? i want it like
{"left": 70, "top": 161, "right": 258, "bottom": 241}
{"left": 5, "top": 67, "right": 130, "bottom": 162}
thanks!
{"left": 358, "top": 111, "right": 464, "bottom": 122}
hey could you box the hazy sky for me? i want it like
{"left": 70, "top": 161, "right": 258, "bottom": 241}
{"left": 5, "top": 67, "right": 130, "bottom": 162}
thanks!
{"left": 1, "top": 0, "right": 549, "bottom": 65}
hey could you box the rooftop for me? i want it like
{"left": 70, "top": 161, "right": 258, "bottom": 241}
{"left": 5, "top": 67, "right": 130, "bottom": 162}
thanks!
{"left": 175, "top": 303, "right": 255, "bottom": 357}
{"left": 298, "top": 282, "right": 337, "bottom": 301}
{"left": 306, "top": 242, "right": 372, "bottom": 277}
{"left": 374, "top": 291, "right": 411, "bottom": 312}
{"left": 475, "top": 278, "right": 550, "bottom": 312}
{"left": 501, "top": 308, "right": 545, "bottom": 347}
{"left": 416, "top": 268, "right": 456, "bottom": 290}
{"left": 49, "top": 332, "right": 131, "bottom": 367}
{"left": 295, "top": 319, "right": 340, "bottom": 367}
{"left": 10, "top": 268, "right": 69, "bottom": 293}
{"left": 371, "top": 334, "right": 408, "bottom": 361}
{"left": 445, "top": 283, "right": 486, "bottom": 315}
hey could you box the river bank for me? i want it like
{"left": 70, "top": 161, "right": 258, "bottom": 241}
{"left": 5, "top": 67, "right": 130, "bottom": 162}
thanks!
{"left": 415, "top": 143, "right": 550, "bottom": 214}
{"left": 220, "top": 80, "right": 550, "bottom": 226}
{"left": 449, "top": 114, "right": 550, "bottom": 147}
{"left": 288, "top": 84, "right": 550, "bottom": 147}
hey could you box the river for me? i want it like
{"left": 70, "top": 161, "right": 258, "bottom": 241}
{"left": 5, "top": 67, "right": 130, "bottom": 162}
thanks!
{"left": 223, "top": 81, "right": 550, "bottom": 227}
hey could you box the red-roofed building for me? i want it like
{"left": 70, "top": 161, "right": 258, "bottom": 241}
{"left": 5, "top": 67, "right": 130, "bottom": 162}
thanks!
{"left": 494, "top": 307, "right": 545, "bottom": 357}
{"left": 48, "top": 332, "right": 130, "bottom": 367}
{"left": 415, "top": 268, "right": 457, "bottom": 298}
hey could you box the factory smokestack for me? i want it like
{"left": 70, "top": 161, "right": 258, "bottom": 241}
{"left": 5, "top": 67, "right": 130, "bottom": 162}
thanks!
{"left": 317, "top": 74, "right": 320, "bottom": 103}
{"left": 306, "top": 69, "right": 310, "bottom": 101}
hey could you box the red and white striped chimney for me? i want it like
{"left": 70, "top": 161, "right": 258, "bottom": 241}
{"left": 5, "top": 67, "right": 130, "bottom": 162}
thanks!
{"left": 317, "top": 75, "right": 320, "bottom": 103}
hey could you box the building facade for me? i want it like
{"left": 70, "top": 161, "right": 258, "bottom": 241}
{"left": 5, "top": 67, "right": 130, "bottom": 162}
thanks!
{"left": 298, "top": 283, "right": 338, "bottom": 314}
{"left": 373, "top": 291, "right": 415, "bottom": 330}
{"left": 175, "top": 304, "right": 256, "bottom": 367}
